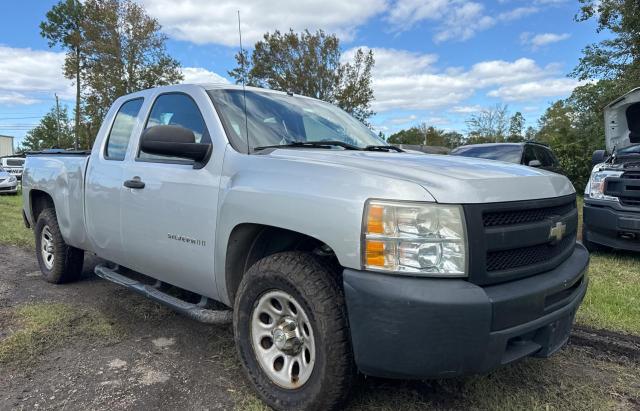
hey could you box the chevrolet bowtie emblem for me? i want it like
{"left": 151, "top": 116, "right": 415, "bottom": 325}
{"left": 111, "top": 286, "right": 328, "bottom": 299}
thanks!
{"left": 549, "top": 221, "right": 567, "bottom": 243}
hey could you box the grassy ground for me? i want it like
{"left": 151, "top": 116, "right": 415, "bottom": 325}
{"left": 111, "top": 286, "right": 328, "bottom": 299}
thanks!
{"left": 0, "top": 303, "right": 121, "bottom": 364}
{"left": 0, "top": 190, "right": 32, "bottom": 249}
{"left": 1, "top": 192, "right": 638, "bottom": 335}
{"left": 1, "top": 193, "right": 639, "bottom": 410}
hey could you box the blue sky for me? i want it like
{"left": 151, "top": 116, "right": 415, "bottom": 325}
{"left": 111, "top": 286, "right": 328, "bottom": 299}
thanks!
{"left": 0, "top": 0, "right": 600, "bottom": 147}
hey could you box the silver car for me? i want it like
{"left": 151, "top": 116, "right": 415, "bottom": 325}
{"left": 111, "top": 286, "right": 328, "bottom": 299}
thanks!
{"left": 0, "top": 167, "right": 18, "bottom": 194}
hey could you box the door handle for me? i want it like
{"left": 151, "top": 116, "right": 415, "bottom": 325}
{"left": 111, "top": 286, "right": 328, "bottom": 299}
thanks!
{"left": 124, "top": 177, "right": 145, "bottom": 189}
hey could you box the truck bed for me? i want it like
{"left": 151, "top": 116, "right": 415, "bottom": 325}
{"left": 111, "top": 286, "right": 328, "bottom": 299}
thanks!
{"left": 22, "top": 153, "right": 94, "bottom": 253}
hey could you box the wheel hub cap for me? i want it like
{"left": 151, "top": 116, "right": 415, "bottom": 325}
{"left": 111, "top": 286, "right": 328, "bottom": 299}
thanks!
{"left": 250, "top": 290, "right": 316, "bottom": 389}
{"left": 40, "top": 225, "right": 55, "bottom": 270}
{"left": 272, "top": 317, "right": 303, "bottom": 355}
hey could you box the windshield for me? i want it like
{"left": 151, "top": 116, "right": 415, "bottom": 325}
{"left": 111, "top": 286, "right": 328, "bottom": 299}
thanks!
{"left": 450, "top": 145, "right": 523, "bottom": 163}
{"left": 208, "top": 89, "right": 385, "bottom": 152}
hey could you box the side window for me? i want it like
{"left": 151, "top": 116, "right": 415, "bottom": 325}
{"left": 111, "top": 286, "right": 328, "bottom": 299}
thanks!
{"left": 522, "top": 145, "right": 536, "bottom": 166}
{"left": 139, "top": 93, "right": 210, "bottom": 161}
{"left": 533, "top": 146, "right": 553, "bottom": 167}
{"left": 105, "top": 98, "right": 144, "bottom": 160}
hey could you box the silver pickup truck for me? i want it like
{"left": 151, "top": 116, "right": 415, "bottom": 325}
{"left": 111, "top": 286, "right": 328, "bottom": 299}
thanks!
{"left": 22, "top": 84, "right": 589, "bottom": 411}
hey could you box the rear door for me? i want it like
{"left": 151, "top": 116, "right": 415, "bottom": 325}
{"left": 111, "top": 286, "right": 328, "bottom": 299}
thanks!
{"left": 119, "top": 91, "right": 220, "bottom": 297}
{"left": 85, "top": 97, "right": 145, "bottom": 264}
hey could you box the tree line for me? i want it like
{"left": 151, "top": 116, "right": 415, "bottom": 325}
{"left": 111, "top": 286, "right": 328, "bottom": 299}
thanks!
{"left": 22, "top": 1, "right": 376, "bottom": 151}
{"left": 22, "top": 0, "right": 639, "bottom": 194}
{"left": 389, "top": 0, "right": 640, "bottom": 191}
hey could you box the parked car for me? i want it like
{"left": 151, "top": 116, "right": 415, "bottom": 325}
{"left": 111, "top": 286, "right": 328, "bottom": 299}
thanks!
{"left": 583, "top": 88, "right": 640, "bottom": 252}
{"left": 22, "top": 84, "right": 588, "bottom": 411}
{"left": 0, "top": 166, "right": 18, "bottom": 194}
{"left": 450, "top": 142, "right": 564, "bottom": 174}
{"left": 0, "top": 156, "right": 25, "bottom": 180}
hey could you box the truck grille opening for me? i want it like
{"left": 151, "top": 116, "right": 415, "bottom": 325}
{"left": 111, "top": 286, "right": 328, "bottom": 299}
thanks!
{"left": 618, "top": 171, "right": 640, "bottom": 207}
{"left": 463, "top": 195, "right": 578, "bottom": 285}
{"left": 483, "top": 202, "right": 575, "bottom": 227}
{"left": 486, "top": 235, "right": 575, "bottom": 272}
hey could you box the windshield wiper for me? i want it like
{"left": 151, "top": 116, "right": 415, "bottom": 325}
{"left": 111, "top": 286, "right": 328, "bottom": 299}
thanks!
{"left": 364, "top": 145, "right": 404, "bottom": 152}
{"left": 253, "top": 141, "right": 362, "bottom": 151}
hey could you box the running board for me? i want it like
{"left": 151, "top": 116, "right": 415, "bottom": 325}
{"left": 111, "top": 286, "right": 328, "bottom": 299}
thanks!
{"left": 94, "top": 264, "right": 232, "bottom": 324}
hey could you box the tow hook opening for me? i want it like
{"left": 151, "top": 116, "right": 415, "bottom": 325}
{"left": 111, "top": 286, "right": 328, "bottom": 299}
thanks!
{"left": 619, "top": 232, "right": 637, "bottom": 241}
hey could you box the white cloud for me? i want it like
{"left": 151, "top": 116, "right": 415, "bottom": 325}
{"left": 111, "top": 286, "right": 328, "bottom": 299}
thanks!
{"left": 521, "top": 32, "right": 571, "bottom": 49}
{"left": 181, "top": 67, "right": 230, "bottom": 84}
{"left": 342, "top": 47, "right": 438, "bottom": 76}
{"left": 487, "top": 78, "right": 585, "bottom": 101}
{"left": 450, "top": 105, "right": 483, "bottom": 113}
{"left": 387, "top": 0, "right": 539, "bottom": 43}
{"left": 497, "top": 6, "right": 539, "bottom": 21}
{"left": 344, "top": 47, "right": 580, "bottom": 112}
{"left": 138, "top": 0, "right": 387, "bottom": 46}
{"left": 0, "top": 46, "right": 74, "bottom": 105}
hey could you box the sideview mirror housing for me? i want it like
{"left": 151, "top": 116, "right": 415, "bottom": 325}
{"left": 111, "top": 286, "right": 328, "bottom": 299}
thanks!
{"left": 528, "top": 159, "right": 542, "bottom": 167}
{"left": 140, "top": 125, "right": 211, "bottom": 164}
{"left": 592, "top": 149, "right": 606, "bottom": 168}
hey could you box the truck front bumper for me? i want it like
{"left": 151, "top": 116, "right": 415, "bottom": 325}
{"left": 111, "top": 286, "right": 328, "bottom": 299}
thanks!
{"left": 343, "top": 244, "right": 588, "bottom": 379}
{"left": 583, "top": 199, "right": 640, "bottom": 252}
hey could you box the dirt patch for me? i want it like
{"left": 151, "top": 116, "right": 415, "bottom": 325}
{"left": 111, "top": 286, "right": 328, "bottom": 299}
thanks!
{"left": 0, "top": 244, "right": 638, "bottom": 410}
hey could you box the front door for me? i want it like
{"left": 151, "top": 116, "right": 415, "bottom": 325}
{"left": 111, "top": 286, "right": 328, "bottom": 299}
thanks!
{"left": 120, "top": 92, "right": 220, "bottom": 297}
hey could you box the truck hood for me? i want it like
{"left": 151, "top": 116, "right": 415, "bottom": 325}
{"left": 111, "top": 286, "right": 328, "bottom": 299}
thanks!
{"left": 265, "top": 149, "right": 574, "bottom": 203}
{"left": 605, "top": 87, "right": 640, "bottom": 152}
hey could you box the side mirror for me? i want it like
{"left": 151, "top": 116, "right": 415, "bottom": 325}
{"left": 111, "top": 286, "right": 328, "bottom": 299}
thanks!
{"left": 591, "top": 149, "right": 606, "bottom": 168}
{"left": 140, "top": 125, "right": 211, "bottom": 163}
{"left": 528, "top": 159, "right": 542, "bottom": 167}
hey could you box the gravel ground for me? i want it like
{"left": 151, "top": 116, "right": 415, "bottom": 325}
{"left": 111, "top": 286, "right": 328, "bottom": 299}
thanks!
{"left": 1, "top": 245, "right": 638, "bottom": 411}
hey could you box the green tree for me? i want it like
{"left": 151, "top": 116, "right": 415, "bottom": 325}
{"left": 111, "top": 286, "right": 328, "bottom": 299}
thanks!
{"left": 229, "top": 29, "right": 376, "bottom": 123}
{"left": 574, "top": 0, "right": 640, "bottom": 81}
{"left": 80, "top": 0, "right": 183, "bottom": 147}
{"left": 387, "top": 125, "right": 463, "bottom": 148}
{"left": 442, "top": 131, "right": 464, "bottom": 148}
{"left": 524, "top": 126, "right": 537, "bottom": 141}
{"left": 535, "top": 100, "right": 599, "bottom": 190}
{"left": 465, "top": 104, "right": 509, "bottom": 142}
{"left": 387, "top": 127, "right": 423, "bottom": 145}
{"left": 508, "top": 112, "right": 525, "bottom": 142}
{"left": 40, "top": 0, "right": 84, "bottom": 149}
{"left": 21, "top": 103, "right": 75, "bottom": 151}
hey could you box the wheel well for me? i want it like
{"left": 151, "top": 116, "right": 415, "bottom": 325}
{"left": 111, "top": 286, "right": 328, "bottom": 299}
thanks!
{"left": 225, "top": 224, "right": 338, "bottom": 303}
{"left": 30, "top": 190, "right": 54, "bottom": 222}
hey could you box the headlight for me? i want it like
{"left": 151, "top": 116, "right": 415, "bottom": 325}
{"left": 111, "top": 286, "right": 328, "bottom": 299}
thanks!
{"left": 7, "top": 175, "right": 16, "bottom": 183}
{"left": 362, "top": 200, "right": 467, "bottom": 277}
{"left": 586, "top": 166, "right": 622, "bottom": 200}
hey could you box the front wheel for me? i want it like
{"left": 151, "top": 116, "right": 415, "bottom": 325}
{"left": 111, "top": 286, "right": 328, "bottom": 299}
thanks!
{"left": 233, "top": 252, "right": 354, "bottom": 411}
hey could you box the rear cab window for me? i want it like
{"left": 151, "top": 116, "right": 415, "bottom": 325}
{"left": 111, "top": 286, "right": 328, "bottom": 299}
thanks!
{"left": 105, "top": 98, "right": 144, "bottom": 160}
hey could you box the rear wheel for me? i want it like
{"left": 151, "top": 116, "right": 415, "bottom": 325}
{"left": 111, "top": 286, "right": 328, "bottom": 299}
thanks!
{"left": 34, "top": 207, "right": 84, "bottom": 283}
{"left": 233, "top": 252, "right": 354, "bottom": 411}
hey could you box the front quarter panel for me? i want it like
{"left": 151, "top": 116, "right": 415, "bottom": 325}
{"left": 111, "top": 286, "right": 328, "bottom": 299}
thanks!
{"left": 214, "top": 147, "right": 434, "bottom": 305}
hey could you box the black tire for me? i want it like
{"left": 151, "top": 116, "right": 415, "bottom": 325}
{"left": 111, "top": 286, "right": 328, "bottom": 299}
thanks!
{"left": 34, "top": 207, "right": 84, "bottom": 283}
{"left": 582, "top": 226, "right": 607, "bottom": 253}
{"left": 233, "top": 252, "right": 354, "bottom": 411}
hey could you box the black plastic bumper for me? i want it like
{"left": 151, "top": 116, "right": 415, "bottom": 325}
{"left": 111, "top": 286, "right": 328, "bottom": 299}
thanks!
{"left": 583, "top": 200, "right": 640, "bottom": 252}
{"left": 343, "top": 244, "right": 589, "bottom": 379}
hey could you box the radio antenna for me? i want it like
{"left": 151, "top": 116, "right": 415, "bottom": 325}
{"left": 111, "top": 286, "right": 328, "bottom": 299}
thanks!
{"left": 237, "top": 10, "right": 250, "bottom": 154}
